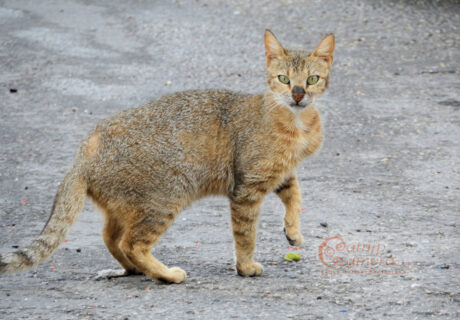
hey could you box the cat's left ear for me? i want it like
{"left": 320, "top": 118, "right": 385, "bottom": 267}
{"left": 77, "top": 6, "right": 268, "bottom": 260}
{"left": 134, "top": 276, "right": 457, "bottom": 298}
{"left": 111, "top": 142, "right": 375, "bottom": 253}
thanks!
{"left": 264, "top": 29, "right": 287, "bottom": 66}
{"left": 312, "top": 34, "right": 335, "bottom": 67}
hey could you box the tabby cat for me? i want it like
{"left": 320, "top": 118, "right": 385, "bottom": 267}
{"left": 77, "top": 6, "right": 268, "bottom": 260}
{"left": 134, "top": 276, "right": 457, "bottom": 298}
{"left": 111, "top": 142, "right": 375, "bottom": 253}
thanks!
{"left": 0, "top": 30, "right": 334, "bottom": 283}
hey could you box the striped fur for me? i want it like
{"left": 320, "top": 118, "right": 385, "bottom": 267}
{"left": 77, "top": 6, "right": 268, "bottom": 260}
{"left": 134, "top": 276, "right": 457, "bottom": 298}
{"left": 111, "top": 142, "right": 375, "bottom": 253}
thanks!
{"left": 0, "top": 167, "right": 87, "bottom": 273}
{"left": 0, "top": 31, "right": 334, "bottom": 282}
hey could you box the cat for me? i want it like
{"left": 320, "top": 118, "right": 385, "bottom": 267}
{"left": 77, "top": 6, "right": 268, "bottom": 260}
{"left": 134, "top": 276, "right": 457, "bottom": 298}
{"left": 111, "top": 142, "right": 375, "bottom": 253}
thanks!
{"left": 0, "top": 30, "right": 334, "bottom": 283}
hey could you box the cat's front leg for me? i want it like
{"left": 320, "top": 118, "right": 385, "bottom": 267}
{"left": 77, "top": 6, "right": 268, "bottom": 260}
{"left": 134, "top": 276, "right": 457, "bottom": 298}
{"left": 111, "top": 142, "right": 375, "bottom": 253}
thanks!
{"left": 275, "top": 175, "right": 304, "bottom": 246}
{"left": 230, "top": 192, "right": 264, "bottom": 277}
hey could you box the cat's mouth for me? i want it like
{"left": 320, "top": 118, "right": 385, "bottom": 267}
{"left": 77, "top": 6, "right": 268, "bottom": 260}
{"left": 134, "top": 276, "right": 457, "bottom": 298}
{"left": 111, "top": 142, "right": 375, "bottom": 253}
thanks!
{"left": 289, "top": 100, "right": 311, "bottom": 108}
{"left": 289, "top": 96, "right": 313, "bottom": 109}
{"left": 290, "top": 102, "right": 307, "bottom": 108}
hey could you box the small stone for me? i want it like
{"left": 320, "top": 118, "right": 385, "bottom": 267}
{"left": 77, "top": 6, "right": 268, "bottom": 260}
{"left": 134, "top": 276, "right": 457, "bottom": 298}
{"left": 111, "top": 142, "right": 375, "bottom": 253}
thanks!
{"left": 9, "top": 88, "right": 17, "bottom": 93}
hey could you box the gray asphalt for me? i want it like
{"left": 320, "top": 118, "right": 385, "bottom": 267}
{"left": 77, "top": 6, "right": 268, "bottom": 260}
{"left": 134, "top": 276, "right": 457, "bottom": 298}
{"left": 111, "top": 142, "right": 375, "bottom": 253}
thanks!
{"left": 0, "top": 0, "right": 459, "bottom": 319}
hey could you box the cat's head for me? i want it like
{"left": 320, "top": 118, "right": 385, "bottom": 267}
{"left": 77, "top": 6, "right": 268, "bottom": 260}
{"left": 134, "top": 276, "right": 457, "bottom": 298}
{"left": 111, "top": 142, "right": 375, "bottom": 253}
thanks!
{"left": 264, "top": 30, "right": 334, "bottom": 111}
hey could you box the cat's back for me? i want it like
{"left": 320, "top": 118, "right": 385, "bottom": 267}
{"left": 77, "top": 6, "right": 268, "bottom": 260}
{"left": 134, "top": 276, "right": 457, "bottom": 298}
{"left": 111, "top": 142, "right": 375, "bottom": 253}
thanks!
{"left": 107, "top": 89, "right": 251, "bottom": 130}
{"left": 86, "top": 89, "right": 252, "bottom": 153}
{"left": 80, "top": 90, "right": 254, "bottom": 197}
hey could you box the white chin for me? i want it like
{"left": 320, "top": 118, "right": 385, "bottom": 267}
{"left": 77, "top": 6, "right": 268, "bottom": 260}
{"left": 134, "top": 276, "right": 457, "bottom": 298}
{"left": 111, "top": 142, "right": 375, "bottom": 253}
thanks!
{"left": 289, "top": 99, "right": 313, "bottom": 109}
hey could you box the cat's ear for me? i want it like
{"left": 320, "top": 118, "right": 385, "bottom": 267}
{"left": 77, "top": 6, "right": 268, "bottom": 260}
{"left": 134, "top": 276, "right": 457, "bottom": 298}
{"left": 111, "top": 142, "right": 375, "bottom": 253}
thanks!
{"left": 312, "top": 34, "right": 335, "bottom": 67}
{"left": 264, "top": 30, "right": 286, "bottom": 66}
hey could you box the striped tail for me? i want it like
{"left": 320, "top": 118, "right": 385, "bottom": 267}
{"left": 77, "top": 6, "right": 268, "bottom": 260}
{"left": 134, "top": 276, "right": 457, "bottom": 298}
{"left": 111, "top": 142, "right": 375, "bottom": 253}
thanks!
{"left": 0, "top": 167, "right": 87, "bottom": 273}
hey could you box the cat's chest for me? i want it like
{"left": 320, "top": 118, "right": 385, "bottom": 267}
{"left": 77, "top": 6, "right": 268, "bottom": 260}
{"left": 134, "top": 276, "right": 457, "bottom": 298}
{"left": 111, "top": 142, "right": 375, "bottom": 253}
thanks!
{"left": 269, "top": 106, "right": 322, "bottom": 160}
{"left": 276, "top": 122, "right": 321, "bottom": 159}
{"left": 277, "top": 133, "right": 311, "bottom": 165}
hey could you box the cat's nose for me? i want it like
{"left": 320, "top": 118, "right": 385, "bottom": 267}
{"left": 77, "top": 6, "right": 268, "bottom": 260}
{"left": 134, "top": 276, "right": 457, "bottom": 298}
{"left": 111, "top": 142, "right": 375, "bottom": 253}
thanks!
{"left": 292, "top": 86, "right": 305, "bottom": 103}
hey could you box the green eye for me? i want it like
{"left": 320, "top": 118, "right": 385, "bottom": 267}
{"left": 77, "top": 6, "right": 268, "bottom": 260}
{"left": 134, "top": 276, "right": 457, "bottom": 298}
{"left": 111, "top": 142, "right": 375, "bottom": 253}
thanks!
{"left": 278, "top": 75, "right": 290, "bottom": 84}
{"left": 307, "top": 75, "right": 319, "bottom": 85}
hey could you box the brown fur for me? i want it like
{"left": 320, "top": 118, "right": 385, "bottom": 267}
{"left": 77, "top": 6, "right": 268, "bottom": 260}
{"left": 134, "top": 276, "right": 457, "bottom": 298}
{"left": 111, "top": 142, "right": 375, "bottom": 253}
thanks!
{"left": 0, "top": 30, "right": 334, "bottom": 283}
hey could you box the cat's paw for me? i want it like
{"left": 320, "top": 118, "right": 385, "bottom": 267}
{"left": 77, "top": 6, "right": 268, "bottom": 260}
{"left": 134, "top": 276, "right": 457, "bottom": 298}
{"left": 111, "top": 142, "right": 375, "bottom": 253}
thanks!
{"left": 236, "top": 262, "right": 264, "bottom": 277}
{"left": 159, "top": 267, "right": 187, "bottom": 284}
{"left": 284, "top": 227, "right": 304, "bottom": 246}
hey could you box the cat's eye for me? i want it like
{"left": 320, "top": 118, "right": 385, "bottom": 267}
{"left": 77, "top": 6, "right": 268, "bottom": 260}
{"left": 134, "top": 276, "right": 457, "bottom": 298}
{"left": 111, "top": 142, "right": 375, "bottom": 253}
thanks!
{"left": 278, "top": 75, "right": 290, "bottom": 85}
{"left": 307, "top": 75, "right": 319, "bottom": 85}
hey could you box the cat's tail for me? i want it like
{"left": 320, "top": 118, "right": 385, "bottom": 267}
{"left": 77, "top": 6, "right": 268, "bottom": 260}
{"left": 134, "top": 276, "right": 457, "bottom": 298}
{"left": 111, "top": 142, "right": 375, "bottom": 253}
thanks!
{"left": 0, "top": 166, "right": 87, "bottom": 274}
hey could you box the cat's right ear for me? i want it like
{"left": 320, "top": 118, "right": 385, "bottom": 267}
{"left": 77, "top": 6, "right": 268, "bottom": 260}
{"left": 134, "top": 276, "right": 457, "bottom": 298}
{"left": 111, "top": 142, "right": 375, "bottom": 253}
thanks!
{"left": 264, "top": 30, "right": 286, "bottom": 66}
{"left": 312, "top": 34, "right": 335, "bottom": 67}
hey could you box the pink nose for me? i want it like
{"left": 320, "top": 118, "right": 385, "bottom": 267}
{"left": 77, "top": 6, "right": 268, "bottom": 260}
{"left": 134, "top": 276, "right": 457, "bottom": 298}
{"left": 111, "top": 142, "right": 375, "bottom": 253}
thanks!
{"left": 292, "top": 85, "right": 306, "bottom": 103}
{"left": 292, "top": 93, "right": 304, "bottom": 102}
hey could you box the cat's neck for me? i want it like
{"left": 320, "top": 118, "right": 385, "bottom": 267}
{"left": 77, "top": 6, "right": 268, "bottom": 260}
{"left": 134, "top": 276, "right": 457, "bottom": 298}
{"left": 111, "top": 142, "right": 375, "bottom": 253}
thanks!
{"left": 262, "top": 91, "right": 316, "bottom": 135}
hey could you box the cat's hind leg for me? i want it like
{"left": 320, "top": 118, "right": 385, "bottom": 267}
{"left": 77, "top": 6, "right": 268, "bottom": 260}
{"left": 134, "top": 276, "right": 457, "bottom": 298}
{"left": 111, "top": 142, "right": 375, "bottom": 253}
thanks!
{"left": 89, "top": 198, "right": 142, "bottom": 280}
{"left": 119, "top": 212, "right": 186, "bottom": 284}
{"left": 101, "top": 215, "right": 142, "bottom": 276}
